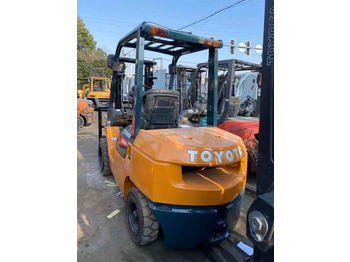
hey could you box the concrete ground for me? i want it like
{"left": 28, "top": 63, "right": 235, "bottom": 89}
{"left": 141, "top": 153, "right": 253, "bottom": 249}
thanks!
{"left": 77, "top": 112, "right": 255, "bottom": 262}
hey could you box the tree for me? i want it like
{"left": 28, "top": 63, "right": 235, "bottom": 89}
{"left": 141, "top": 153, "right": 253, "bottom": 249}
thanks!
{"left": 77, "top": 17, "right": 96, "bottom": 51}
{"left": 77, "top": 17, "right": 111, "bottom": 87}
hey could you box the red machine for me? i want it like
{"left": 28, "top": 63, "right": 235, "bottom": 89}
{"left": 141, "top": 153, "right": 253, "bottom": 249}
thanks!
{"left": 218, "top": 117, "right": 259, "bottom": 174}
{"left": 187, "top": 59, "right": 262, "bottom": 175}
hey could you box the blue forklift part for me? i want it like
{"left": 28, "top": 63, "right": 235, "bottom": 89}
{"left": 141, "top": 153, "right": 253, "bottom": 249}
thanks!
{"left": 107, "top": 21, "right": 224, "bottom": 138}
{"left": 168, "top": 56, "right": 180, "bottom": 90}
{"left": 148, "top": 191, "right": 244, "bottom": 248}
{"left": 133, "top": 29, "right": 145, "bottom": 138}
{"left": 206, "top": 47, "right": 218, "bottom": 127}
{"left": 199, "top": 116, "right": 220, "bottom": 127}
{"left": 77, "top": 118, "right": 80, "bottom": 131}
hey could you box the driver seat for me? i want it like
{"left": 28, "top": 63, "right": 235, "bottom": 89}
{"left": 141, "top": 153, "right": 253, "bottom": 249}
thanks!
{"left": 140, "top": 89, "right": 180, "bottom": 130}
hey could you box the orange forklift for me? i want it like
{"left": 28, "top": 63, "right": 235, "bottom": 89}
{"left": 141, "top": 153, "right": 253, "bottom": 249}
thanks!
{"left": 77, "top": 99, "right": 93, "bottom": 128}
{"left": 97, "top": 22, "right": 248, "bottom": 248}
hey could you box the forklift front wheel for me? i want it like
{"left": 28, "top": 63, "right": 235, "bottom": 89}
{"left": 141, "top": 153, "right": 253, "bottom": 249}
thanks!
{"left": 248, "top": 150, "right": 258, "bottom": 174}
{"left": 99, "top": 137, "right": 111, "bottom": 176}
{"left": 126, "top": 187, "right": 159, "bottom": 245}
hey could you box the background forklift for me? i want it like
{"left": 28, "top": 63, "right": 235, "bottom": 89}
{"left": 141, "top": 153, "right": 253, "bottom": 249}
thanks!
{"left": 173, "top": 65, "right": 205, "bottom": 111}
{"left": 187, "top": 59, "right": 262, "bottom": 123}
{"left": 197, "top": 60, "right": 261, "bottom": 191}
{"left": 178, "top": 59, "right": 262, "bottom": 190}
{"left": 98, "top": 22, "right": 249, "bottom": 248}
{"left": 86, "top": 68, "right": 111, "bottom": 109}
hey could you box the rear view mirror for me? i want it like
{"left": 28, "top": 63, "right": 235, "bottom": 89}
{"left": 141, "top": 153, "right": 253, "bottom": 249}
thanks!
{"left": 107, "top": 54, "right": 115, "bottom": 68}
{"left": 107, "top": 54, "right": 126, "bottom": 74}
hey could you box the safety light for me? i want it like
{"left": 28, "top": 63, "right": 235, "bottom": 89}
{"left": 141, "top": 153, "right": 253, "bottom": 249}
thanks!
{"left": 258, "top": 73, "right": 262, "bottom": 85}
{"left": 204, "top": 38, "right": 220, "bottom": 48}
{"left": 117, "top": 134, "right": 128, "bottom": 148}
{"left": 131, "top": 116, "right": 135, "bottom": 137}
{"left": 148, "top": 26, "right": 168, "bottom": 37}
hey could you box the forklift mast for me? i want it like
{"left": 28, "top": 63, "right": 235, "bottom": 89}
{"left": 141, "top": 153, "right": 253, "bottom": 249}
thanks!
{"left": 187, "top": 59, "right": 261, "bottom": 124}
{"left": 103, "top": 22, "right": 223, "bottom": 139}
{"left": 246, "top": 0, "right": 274, "bottom": 261}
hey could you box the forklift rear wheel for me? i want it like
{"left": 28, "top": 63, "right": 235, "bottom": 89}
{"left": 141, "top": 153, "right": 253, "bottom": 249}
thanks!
{"left": 126, "top": 187, "right": 159, "bottom": 245}
{"left": 99, "top": 137, "right": 111, "bottom": 176}
{"left": 79, "top": 116, "right": 84, "bottom": 128}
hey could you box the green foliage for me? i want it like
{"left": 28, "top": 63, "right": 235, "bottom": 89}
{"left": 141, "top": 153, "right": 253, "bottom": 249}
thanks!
{"left": 77, "top": 17, "right": 96, "bottom": 51}
{"left": 77, "top": 17, "right": 112, "bottom": 87}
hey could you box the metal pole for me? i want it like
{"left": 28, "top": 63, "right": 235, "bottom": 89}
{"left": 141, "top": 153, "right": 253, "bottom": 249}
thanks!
{"left": 98, "top": 106, "right": 102, "bottom": 139}
{"left": 133, "top": 29, "right": 145, "bottom": 138}
{"left": 256, "top": 0, "right": 274, "bottom": 197}
{"left": 169, "top": 56, "right": 179, "bottom": 90}
{"left": 223, "top": 44, "right": 263, "bottom": 50}
{"left": 207, "top": 47, "right": 218, "bottom": 127}
{"left": 249, "top": 0, "right": 274, "bottom": 260}
{"left": 217, "top": 60, "right": 234, "bottom": 125}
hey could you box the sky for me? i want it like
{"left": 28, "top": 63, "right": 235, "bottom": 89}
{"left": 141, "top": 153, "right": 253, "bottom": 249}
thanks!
{"left": 77, "top": 0, "right": 265, "bottom": 71}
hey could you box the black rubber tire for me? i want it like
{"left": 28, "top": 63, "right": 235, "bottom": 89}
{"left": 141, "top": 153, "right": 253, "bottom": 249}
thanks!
{"left": 79, "top": 116, "right": 84, "bottom": 128}
{"left": 248, "top": 149, "right": 258, "bottom": 174}
{"left": 126, "top": 187, "right": 159, "bottom": 245}
{"left": 82, "top": 115, "right": 91, "bottom": 126}
{"left": 99, "top": 137, "right": 111, "bottom": 176}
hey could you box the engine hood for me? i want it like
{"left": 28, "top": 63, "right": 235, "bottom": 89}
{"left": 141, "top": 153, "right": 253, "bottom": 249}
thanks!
{"left": 133, "top": 127, "right": 247, "bottom": 166}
